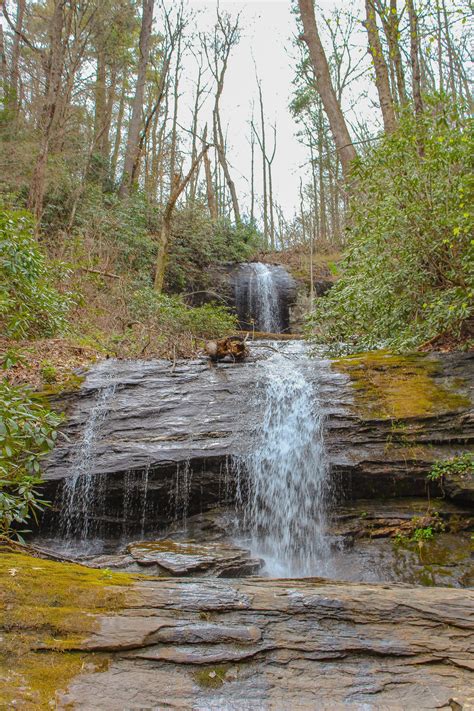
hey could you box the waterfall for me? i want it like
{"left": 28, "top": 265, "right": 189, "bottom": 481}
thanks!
{"left": 234, "top": 262, "right": 296, "bottom": 333}
{"left": 237, "top": 341, "right": 331, "bottom": 577}
{"left": 59, "top": 365, "right": 116, "bottom": 539}
{"left": 247, "top": 263, "right": 282, "bottom": 332}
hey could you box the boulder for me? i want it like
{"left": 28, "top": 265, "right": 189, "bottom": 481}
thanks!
{"left": 444, "top": 470, "right": 474, "bottom": 505}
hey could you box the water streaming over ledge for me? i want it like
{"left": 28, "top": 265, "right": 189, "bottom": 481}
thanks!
{"left": 58, "top": 364, "right": 116, "bottom": 540}
{"left": 233, "top": 262, "right": 295, "bottom": 333}
{"left": 236, "top": 341, "right": 332, "bottom": 577}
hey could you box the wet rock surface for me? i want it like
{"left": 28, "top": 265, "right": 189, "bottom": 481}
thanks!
{"left": 86, "top": 538, "right": 262, "bottom": 578}
{"left": 42, "top": 502, "right": 472, "bottom": 588}
{"left": 40, "top": 347, "right": 473, "bottom": 535}
{"left": 59, "top": 575, "right": 474, "bottom": 710}
{"left": 326, "top": 499, "right": 473, "bottom": 588}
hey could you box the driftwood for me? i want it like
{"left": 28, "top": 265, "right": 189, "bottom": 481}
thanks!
{"left": 205, "top": 336, "right": 249, "bottom": 362}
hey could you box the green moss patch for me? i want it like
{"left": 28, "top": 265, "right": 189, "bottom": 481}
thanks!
{"left": 332, "top": 351, "right": 470, "bottom": 419}
{"left": 193, "top": 665, "right": 231, "bottom": 689}
{"left": 0, "top": 550, "right": 134, "bottom": 708}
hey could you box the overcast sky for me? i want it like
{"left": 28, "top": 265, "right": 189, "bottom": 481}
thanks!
{"left": 170, "top": 0, "right": 375, "bottom": 220}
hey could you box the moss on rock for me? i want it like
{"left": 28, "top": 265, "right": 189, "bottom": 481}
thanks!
{"left": 332, "top": 351, "right": 470, "bottom": 420}
{"left": 0, "top": 549, "right": 134, "bottom": 709}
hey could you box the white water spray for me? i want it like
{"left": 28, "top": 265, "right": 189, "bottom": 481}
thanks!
{"left": 59, "top": 365, "right": 116, "bottom": 539}
{"left": 234, "top": 262, "right": 295, "bottom": 333}
{"left": 247, "top": 263, "right": 282, "bottom": 332}
{"left": 238, "top": 342, "right": 332, "bottom": 577}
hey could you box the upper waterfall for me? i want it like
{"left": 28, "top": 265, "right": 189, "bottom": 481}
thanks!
{"left": 232, "top": 262, "right": 296, "bottom": 333}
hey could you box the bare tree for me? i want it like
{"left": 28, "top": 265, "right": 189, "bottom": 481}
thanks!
{"left": 374, "top": 0, "right": 406, "bottom": 106}
{"left": 254, "top": 78, "right": 268, "bottom": 245}
{"left": 27, "top": 0, "right": 69, "bottom": 220}
{"left": 119, "top": 0, "right": 154, "bottom": 197}
{"left": 249, "top": 112, "right": 255, "bottom": 224}
{"left": 154, "top": 144, "right": 210, "bottom": 292}
{"left": 298, "top": 0, "right": 357, "bottom": 180}
{"left": 406, "top": 0, "right": 423, "bottom": 119}
{"left": 364, "top": 0, "right": 397, "bottom": 133}
{"left": 267, "top": 123, "right": 277, "bottom": 250}
{"left": 202, "top": 124, "right": 218, "bottom": 219}
{"left": 188, "top": 55, "right": 208, "bottom": 204}
{"left": 8, "top": 0, "right": 25, "bottom": 116}
{"left": 204, "top": 9, "right": 241, "bottom": 223}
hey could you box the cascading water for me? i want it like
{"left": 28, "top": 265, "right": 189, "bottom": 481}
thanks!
{"left": 233, "top": 262, "right": 296, "bottom": 333}
{"left": 247, "top": 262, "right": 282, "bottom": 332}
{"left": 59, "top": 364, "right": 117, "bottom": 540}
{"left": 237, "top": 341, "right": 332, "bottom": 577}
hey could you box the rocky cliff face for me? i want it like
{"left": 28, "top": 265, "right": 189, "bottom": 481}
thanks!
{"left": 40, "top": 346, "right": 473, "bottom": 535}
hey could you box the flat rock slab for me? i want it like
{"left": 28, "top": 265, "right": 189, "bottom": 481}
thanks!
{"left": 59, "top": 576, "right": 474, "bottom": 710}
{"left": 127, "top": 539, "right": 262, "bottom": 576}
{"left": 83, "top": 533, "right": 262, "bottom": 577}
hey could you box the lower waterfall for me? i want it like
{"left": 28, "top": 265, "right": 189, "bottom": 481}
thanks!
{"left": 49, "top": 341, "right": 332, "bottom": 576}
{"left": 236, "top": 341, "right": 332, "bottom": 577}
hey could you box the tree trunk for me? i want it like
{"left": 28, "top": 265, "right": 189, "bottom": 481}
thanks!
{"left": 213, "top": 107, "right": 241, "bottom": 223}
{"left": 0, "top": 24, "right": 7, "bottom": 87}
{"left": 154, "top": 146, "right": 210, "bottom": 292}
{"left": 441, "top": 0, "right": 457, "bottom": 98}
{"left": 298, "top": 0, "right": 357, "bottom": 181}
{"left": 206, "top": 10, "right": 241, "bottom": 223}
{"left": 375, "top": 0, "right": 406, "bottom": 106}
{"left": 250, "top": 119, "right": 255, "bottom": 224}
{"left": 27, "top": 0, "right": 67, "bottom": 222}
{"left": 169, "top": 33, "right": 182, "bottom": 193}
{"left": 406, "top": 0, "right": 423, "bottom": 119}
{"left": 103, "top": 65, "right": 117, "bottom": 163}
{"left": 318, "top": 111, "right": 328, "bottom": 242}
{"left": 119, "top": 0, "right": 154, "bottom": 197}
{"left": 92, "top": 49, "right": 109, "bottom": 182}
{"left": 9, "top": 0, "right": 25, "bottom": 116}
{"left": 267, "top": 124, "right": 277, "bottom": 250}
{"left": 202, "top": 125, "right": 218, "bottom": 220}
{"left": 110, "top": 71, "right": 127, "bottom": 181}
{"left": 364, "top": 0, "right": 397, "bottom": 133}
{"left": 257, "top": 82, "right": 268, "bottom": 245}
{"left": 188, "top": 64, "right": 204, "bottom": 204}
{"left": 435, "top": 1, "right": 444, "bottom": 93}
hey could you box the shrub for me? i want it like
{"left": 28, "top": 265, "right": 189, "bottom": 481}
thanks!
{"left": 0, "top": 209, "right": 71, "bottom": 338}
{"left": 165, "top": 204, "right": 263, "bottom": 292}
{"left": 130, "top": 288, "right": 237, "bottom": 340}
{"left": 105, "top": 287, "right": 237, "bottom": 359}
{"left": 427, "top": 453, "right": 473, "bottom": 481}
{"left": 309, "top": 98, "right": 473, "bottom": 353}
{"left": 72, "top": 187, "right": 158, "bottom": 275}
{"left": 0, "top": 379, "right": 62, "bottom": 540}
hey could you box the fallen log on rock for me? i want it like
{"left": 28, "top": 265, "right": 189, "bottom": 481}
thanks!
{"left": 205, "top": 336, "right": 249, "bottom": 362}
